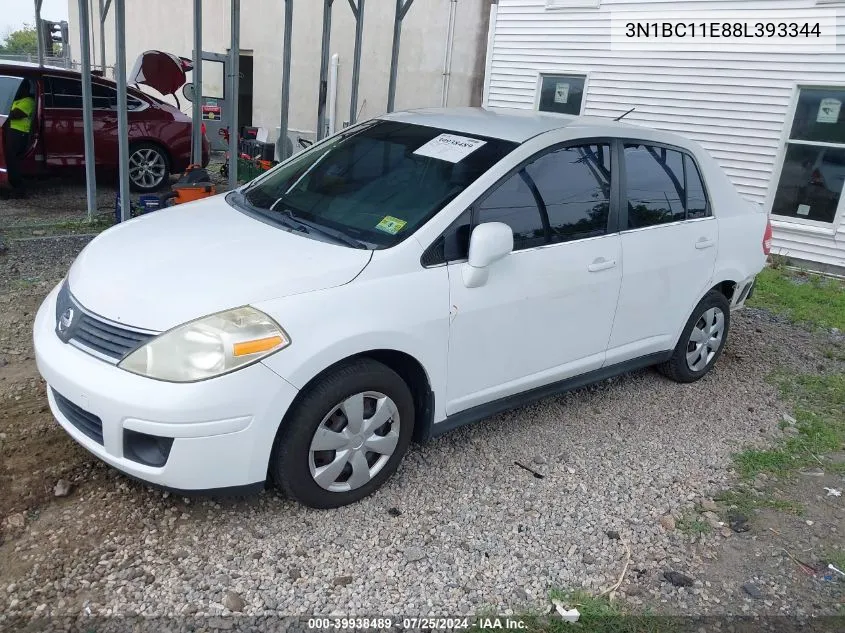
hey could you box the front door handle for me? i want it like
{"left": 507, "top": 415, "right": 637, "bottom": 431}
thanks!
{"left": 695, "top": 238, "right": 716, "bottom": 250}
{"left": 587, "top": 257, "right": 617, "bottom": 272}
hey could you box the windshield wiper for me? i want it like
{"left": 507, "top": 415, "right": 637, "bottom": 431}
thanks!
{"left": 271, "top": 202, "right": 368, "bottom": 249}
{"left": 285, "top": 209, "right": 369, "bottom": 249}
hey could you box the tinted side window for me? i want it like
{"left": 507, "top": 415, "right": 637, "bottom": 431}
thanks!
{"left": 624, "top": 144, "right": 685, "bottom": 228}
{"left": 525, "top": 143, "right": 611, "bottom": 242}
{"left": 45, "top": 76, "right": 82, "bottom": 108}
{"left": 91, "top": 82, "right": 118, "bottom": 109}
{"left": 684, "top": 155, "right": 708, "bottom": 219}
{"left": 476, "top": 171, "right": 546, "bottom": 250}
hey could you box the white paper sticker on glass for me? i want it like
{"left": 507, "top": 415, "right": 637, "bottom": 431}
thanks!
{"left": 817, "top": 98, "right": 841, "bottom": 124}
{"left": 554, "top": 82, "right": 570, "bottom": 104}
{"left": 413, "top": 134, "right": 487, "bottom": 163}
{"left": 797, "top": 204, "right": 811, "bottom": 216}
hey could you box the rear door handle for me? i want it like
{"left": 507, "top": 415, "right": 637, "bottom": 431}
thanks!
{"left": 587, "top": 258, "right": 617, "bottom": 272}
{"left": 695, "top": 238, "right": 716, "bottom": 250}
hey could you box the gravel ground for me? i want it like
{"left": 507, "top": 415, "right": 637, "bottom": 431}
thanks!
{"left": 0, "top": 232, "right": 843, "bottom": 625}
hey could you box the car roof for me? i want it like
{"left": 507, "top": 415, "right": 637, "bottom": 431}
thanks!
{"left": 380, "top": 106, "right": 691, "bottom": 147}
{"left": 0, "top": 60, "right": 78, "bottom": 76}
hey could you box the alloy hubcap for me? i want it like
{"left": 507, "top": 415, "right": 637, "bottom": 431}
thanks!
{"left": 686, "top": 307, "right": 725, "bottom": 372}
{"left": 308, "top": 391, "right": 400, "bottom": 493}
{"left": 128, "top": 148, "right": 166, "bottom": 189}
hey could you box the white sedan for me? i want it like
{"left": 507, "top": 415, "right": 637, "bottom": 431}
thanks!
{"left": 33, "top": 107, "right": 769, "bottom": 507}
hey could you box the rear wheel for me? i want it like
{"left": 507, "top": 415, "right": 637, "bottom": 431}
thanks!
{"left": 128, "top": 142, "right": 170, "bottom": 192}
{"left": 658, "top": 290, "right": 730, "bottom": 383}
{"left": 270, "top": 359, "right": 414, "bottom": 508}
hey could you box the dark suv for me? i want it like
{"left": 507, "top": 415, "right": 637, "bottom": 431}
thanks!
{"left": 0, "top": 59, "right": 209, "bottom": 192}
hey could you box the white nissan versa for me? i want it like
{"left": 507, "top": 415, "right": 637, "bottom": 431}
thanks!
{"left": 33, "top": 107, "right": 770, "bottom": 508}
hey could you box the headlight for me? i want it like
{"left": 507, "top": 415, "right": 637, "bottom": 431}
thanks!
{"left": 119, "top": 307, "right": 290, "bottom": 382}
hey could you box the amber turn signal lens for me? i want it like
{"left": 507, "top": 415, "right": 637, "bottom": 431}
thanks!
{"left": 233, "top": 335, "right": 285, "bottom": 357}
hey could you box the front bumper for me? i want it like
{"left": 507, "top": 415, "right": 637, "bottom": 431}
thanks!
{"left": 33, "top": 284, "right": 299, "bottom": 491}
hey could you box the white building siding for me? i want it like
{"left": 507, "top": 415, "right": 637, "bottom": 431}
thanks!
{"left": 487, "top": 0, "right": 845, "bottom": 268}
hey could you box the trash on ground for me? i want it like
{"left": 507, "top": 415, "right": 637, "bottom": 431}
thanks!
{"left": 513, "top": 461, "right": 544, "bottom": 479}
{"left": 829, "top": 563, "right": 845, "bottom": 578}
{"left": 663, "top": 571, "right": 694, "bottom": 587}
{"left": 728, "top": 513, "right": 750, "bottom": 533}
{"left": 823, "top": 487, "right": 842, "bottom": 497}
{"left": 551, "top": 599, "right": 580, "bottom": 623}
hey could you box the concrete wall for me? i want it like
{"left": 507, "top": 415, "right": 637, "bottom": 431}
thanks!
{"left": 68, "top": 0, "right": 491, "bottom": 140}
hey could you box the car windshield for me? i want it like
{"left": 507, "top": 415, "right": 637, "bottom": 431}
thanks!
{"left": 233, "top": 120, "right": 517, "bottom": 248}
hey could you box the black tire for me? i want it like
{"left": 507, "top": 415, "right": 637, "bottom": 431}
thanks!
{"left": 658, "top": 290, "right": 731, "bottom": 383}
{"left": 270, "top": 358, "right": 415, "bottom": 509}
{"left": 128, "top": 142, "right": 171, "bottom": 193}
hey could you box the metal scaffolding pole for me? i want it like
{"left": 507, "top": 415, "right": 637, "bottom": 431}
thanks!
{"left": 191, "top": 0, "right": 203, "bottom": 165}
{"left": 35, "top": 0, "right": 44, "bottom": 66}
{"left": 387, "top": 0, "right": 414, "bottom": 113}
{"left": 228, "top": 0, "right": 240, "bottom": 188}
{"left": 77, "top": 0, "right": 98, "bottom": 221}
{"left": 279, "top": 0, "right": 293, "bottom": 161}
{"left": 348, "top": 0, "right": 364, "bottom": 124}
{"left": 315, "top": 0, "right": 334, "bottom": 141}
{"left": 99, "top": 0, "right": 113, "bottom": 72}
{"left": 115, "top": 0, "right": 130, "bottom": 222}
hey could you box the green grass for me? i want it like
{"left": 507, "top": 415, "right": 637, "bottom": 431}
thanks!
{"left": 733, "top": 372, "right": 845, "bottom": 479}
{"left": 675, "top": 513, "right": 712, "bottom": 536}
{"left": 824, "top": 547, "right": 845, "bottom": 571}
{"left": 511, "top": 591, "right": 672, "bottom": 633}
{"left": 1, "top": 215, "right": 114, "bottom": 240}
{"left": 714, "top": 489, "right": 803, "bottom": 516}
{"left": 747, "top": 266, "right": 845, "bottom": 331}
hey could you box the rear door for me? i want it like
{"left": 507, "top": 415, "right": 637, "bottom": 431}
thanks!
{"left": 42, "top": 74, "right": 85, "bottom": 166}
{"left": 606, "top": 140, "right": 717, "bottom": 364}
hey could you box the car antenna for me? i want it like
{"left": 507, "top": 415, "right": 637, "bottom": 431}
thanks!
{"left": 614, "top": 107, "right": 635, "bottom": 121}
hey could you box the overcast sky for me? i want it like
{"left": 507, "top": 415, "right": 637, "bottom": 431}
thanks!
{"left": 2, "top": 0, "right": 69, "bottom": 37}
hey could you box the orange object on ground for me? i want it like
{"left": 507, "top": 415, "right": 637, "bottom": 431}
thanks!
{"left": 164, "top": 164, "right": 217, "bottom": 205}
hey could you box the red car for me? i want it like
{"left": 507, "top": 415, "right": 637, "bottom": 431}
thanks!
{"left": 0, "top": 56, "right": 209, "bottom": 193}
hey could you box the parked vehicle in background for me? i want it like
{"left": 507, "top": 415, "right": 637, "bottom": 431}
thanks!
{"left": 0, "top": 59, "right": 209, "bottom": 192}
{"left": 33, "top": 108, "right": 769, "bottom": 508}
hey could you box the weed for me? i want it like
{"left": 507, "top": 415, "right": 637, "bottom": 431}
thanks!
{"left": 715, "top": 489, "right": 803, "bottom": 516}
{"left": 675, "top": 512, "right": 712, "bottom": 536}
{"left": 513, "top": 591, "right": 671, "bottom": 633}
{"left": 733, "top": 372, "right": 845, "bottom": 479}
{"left": 748, "top": 267, "right": 845, "bottom": 331}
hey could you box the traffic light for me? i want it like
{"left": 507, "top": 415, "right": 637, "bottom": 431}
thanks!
{"left": 39, "top": 19, "right": 70, "bottom": 58}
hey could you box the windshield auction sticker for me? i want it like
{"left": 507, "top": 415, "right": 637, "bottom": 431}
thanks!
{"left": 414, "top": 134, "right": 487, "bottom": 163}
{"left": 610, "top": 9, "right": 835, "bottom": 53}
{"left": 376, "top": 216, "right": 408, "bottom": 235}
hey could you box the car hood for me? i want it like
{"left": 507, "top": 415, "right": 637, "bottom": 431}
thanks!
{"left": 67, "top": 197, "right": 372, "bottom": 332}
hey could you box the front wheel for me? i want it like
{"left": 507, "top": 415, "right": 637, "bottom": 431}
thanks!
{"left": 658, "top": 290, "right": 730, "bottom": 383}
{"left": 128, "top": 142, "right": 170, "bottom": 192}
{"left": 270, "top": 359, "right": 415, "bottom": 508}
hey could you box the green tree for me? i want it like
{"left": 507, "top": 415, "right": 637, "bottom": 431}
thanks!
{"left": 0, "top": 24, "right": 38, "bottom": 55}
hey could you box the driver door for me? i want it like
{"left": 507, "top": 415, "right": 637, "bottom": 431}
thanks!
{"left": 445, "top": 141, "right": 622, "bottom": 415}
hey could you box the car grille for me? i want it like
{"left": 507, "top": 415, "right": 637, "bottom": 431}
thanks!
{"left": 55, "top": 281, "right": 155, "bottom": 362}
{"left": 52, "top": 389, "right": 104, "bottom": 445}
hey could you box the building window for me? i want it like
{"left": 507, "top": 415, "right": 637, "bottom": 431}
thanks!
{"left": 537, "top": 74, "right": 586, "bottom": 116}
{"left": 771, "top": 86, "right": 845, "bottom": 225}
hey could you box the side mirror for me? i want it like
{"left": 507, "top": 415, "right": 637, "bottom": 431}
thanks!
{"left": 462, "top": 222, "right": 513, "bottom": 288}
{"left": 182, "top": 83, "right": 195, "bottom": 102}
